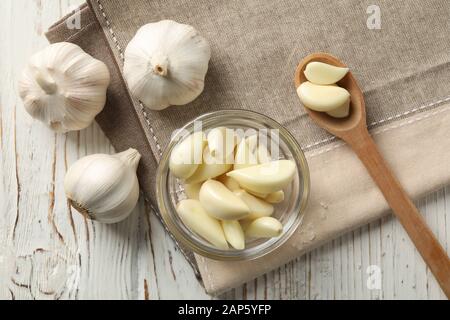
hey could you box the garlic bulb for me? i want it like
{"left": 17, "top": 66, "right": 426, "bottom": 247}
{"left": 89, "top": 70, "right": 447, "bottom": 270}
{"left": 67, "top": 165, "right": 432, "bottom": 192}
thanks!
{"left": 18, "top": 42, "right": 110, "bottom": 132}
{"left": 124, "top": 20, "right": 211, "bottom": 110}
{"left": 64, "top": 148, "right": 141, "bottom": 224}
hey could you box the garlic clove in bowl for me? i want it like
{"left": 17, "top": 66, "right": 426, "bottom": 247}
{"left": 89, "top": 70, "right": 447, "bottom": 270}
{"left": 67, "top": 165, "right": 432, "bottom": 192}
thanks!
{"left": 177, "top": 199, "right": 229, "bottom": 249}
{"left": 245, "top": 217, "right": 283, "bottom": 238}
{"left": 221, "top": 220, "right": 245, "bottom": 250}
{"left": 199, "top": 180, "right": 250, "bottom": 220}
{"left": 184, "top": 146, "right": 233, "bottom": 184}
{"left": 64, "top": 148, "right": 141, "bottom": 224}
{"left": 234, "top": 135, "right": 259, "bottom": 170}
{"left": 123, "top": 20, "right": 211, "bottom": 110}
{"left": 18, "top": 42, "right": 110, "bottom": 132}
{"left": 227, "top": 160, "right": 297, "bottom": 194}
{"left": 233, "top": 189, "right": 274, "bottom": 220}
{"left": 169, "top": 131, "right": 206, "bottom": 179}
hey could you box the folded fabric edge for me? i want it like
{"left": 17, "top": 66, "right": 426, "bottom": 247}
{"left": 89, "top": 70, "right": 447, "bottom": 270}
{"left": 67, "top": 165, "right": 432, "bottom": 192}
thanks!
{"left": 198, "top": 102, "right": 450, "bottom": 295}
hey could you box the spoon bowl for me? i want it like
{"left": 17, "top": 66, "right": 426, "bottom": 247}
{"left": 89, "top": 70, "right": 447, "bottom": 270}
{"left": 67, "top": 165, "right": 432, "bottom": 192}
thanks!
{"left": 294, "top": 52, "right": 366, "bottom": 138}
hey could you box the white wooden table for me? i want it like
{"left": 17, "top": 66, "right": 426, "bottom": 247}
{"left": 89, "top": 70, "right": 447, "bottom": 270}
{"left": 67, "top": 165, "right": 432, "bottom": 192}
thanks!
{"left": 1, "top": 0, "right": 448, "bottom": 300}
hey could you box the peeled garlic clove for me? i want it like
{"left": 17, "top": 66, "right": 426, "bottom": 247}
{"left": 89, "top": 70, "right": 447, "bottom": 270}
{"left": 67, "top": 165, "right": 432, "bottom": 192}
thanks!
{"left": 184, "top": 183, "right": 202, "bottom": 200}
{"left": 221, "top": 220, "right": 245, "bottom": 250}
{"left": 239, "top": 218, "right": 253, "bottom": 231}
{"left": 265, "top": 190, "right": 285, "bottom": 204}
{"left": 169, "top": 131, "right": 206, "bottom": 179}
{"left": 18, "top": 42, "right": 110, "bottom": 132}
{"left": 217, "top": 174, "right": 241, "bottom": 191}
{"left": 234, "top": 135, "right": 258, "bottom": 170}
{"left": 297, "top": 81, "right": 350, "bottom": 112}
{"left": 257, "top": 144, "right": 272, "bottom": 164}
{"left": 124, "top": 20, "right": 211, "bottom": 110}
{"left": 245, "top": 217, "right": 283, "bottom": 238}
{"left": 185, "top": 146, "right": 232, "bottom": 184}
{"left": 176, "top": 199, "right": 228, "bottom": 249}
{"left": 227, "top": 160, "right": 296, "bottom": 194}
{"left": 304, "top": 61, "right": 349, "bottom": 85}
{"left": 326, "top": 99, "right": 350, "bottom": 118}
{"left": 246, "top": 190, "right": 268, "bottom": 198}
{"left": 64, "top": 148, "right": 141, "bottom": 224}
{"left": 207, "top": 127, "right": 237, "bottom": 161}
{"left": 199, "top": 180, "right": 249, "bottom": 220}
{"left": 233, "top": 190, "right": 274, "bottom": 220}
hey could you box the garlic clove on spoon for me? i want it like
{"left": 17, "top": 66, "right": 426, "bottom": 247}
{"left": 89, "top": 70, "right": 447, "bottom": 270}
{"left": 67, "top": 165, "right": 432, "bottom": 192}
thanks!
{"left": 18, "top": 42, "right": 110, "bottom": 132}
{"left": 326, "top": 99, "right": 350, "bottom": 118}
{"left": 304, "top": 61, "right": 349, "bottom": 85}
{"left": 123, "top": 20, "right": 211, "bottom": 110}
{"left": 227, "top": 160, "right": 296, "bottom": 194}
{"left": 64, "top": 148, "right": 141, "bottom": 224}
{"left": 221, "top": 220, "right": 245, "bottom": 250}
{"left": 169, "top": 131, "right": 206, "bottom": 179}
{"left": 296, "top": 81, "right": 350, "bottom": 112}
{"left": 176, "top": 199, "right": 228, "bottom": 249}
{"left": 245, "top": 217, "right": 283, "bottom": 238}
{"left": 199, "top": 180, "right": 250, "bottom": 220}
{"left": 184, "top": 146, "right": 232, "bottom": 184}
{"left": 233, "top": 189, "right": 274, "bottom": 220}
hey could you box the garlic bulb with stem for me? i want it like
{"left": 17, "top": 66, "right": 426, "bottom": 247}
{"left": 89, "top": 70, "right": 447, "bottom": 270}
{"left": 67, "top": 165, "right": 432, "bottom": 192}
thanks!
{"left": 123, "top": 20, "right": 211, "bottom": 110}
{"left": 18, "top": 42, "right": 110, "bottom": 132}
{"left": 64, "top": 148, "right": 141, "bottom": 224}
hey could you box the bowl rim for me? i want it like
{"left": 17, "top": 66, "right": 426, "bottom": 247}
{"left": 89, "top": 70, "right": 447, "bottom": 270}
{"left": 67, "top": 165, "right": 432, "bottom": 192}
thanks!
{"left": 156, "top": 109, "right": 310, "bottom": 261}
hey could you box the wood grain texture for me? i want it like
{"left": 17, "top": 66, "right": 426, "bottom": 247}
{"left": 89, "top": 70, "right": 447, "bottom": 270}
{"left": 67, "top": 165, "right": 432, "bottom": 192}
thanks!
{"left": 0, "top": 0, "right": 449, "bottom": 300}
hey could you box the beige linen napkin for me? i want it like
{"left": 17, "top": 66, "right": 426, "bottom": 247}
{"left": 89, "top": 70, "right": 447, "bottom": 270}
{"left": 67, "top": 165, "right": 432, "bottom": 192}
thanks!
{"left": 46, "top": 0, "right": 450, "bottom": 294}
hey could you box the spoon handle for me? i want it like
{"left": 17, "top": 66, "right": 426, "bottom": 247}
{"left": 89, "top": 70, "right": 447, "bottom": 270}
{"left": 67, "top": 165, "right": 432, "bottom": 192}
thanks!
{"left": 346, "top": 130, "right": 450, "bottom": 298}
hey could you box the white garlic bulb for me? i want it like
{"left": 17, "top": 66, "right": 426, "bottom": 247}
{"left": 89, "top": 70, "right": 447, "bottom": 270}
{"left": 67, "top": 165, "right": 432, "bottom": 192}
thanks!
{"left": 64, "top": 148, "right": 141, "bottom": 224}
{"left": 123, "top": 20, "right": 211, "bottom": 110}
{"left": 18, "top": 42, "right": 110, "bottom": 132}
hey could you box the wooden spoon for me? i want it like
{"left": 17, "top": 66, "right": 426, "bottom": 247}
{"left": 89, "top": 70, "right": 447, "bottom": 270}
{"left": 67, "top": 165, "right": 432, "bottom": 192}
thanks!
{"left": 295, "top": 52, "right": 450, "bottom": 298}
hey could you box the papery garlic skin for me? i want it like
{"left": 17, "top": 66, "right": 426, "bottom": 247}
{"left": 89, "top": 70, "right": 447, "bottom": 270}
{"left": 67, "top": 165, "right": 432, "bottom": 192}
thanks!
{"left": 19, "top": 42, "right": 110, "bottom": 132}
{"left": 64, "top": 148, "right": 141, "bottom": 224}
{"left": 177, "top": 199, "right": 228, "bottom": 249}
{"left": 124, "top": 20, "right": 211, "bottom": 110}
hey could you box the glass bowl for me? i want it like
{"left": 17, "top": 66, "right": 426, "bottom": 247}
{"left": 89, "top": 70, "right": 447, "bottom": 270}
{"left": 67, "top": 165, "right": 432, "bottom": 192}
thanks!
{"left": 156, "top": 109, "right": 310, "bottom": 260}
